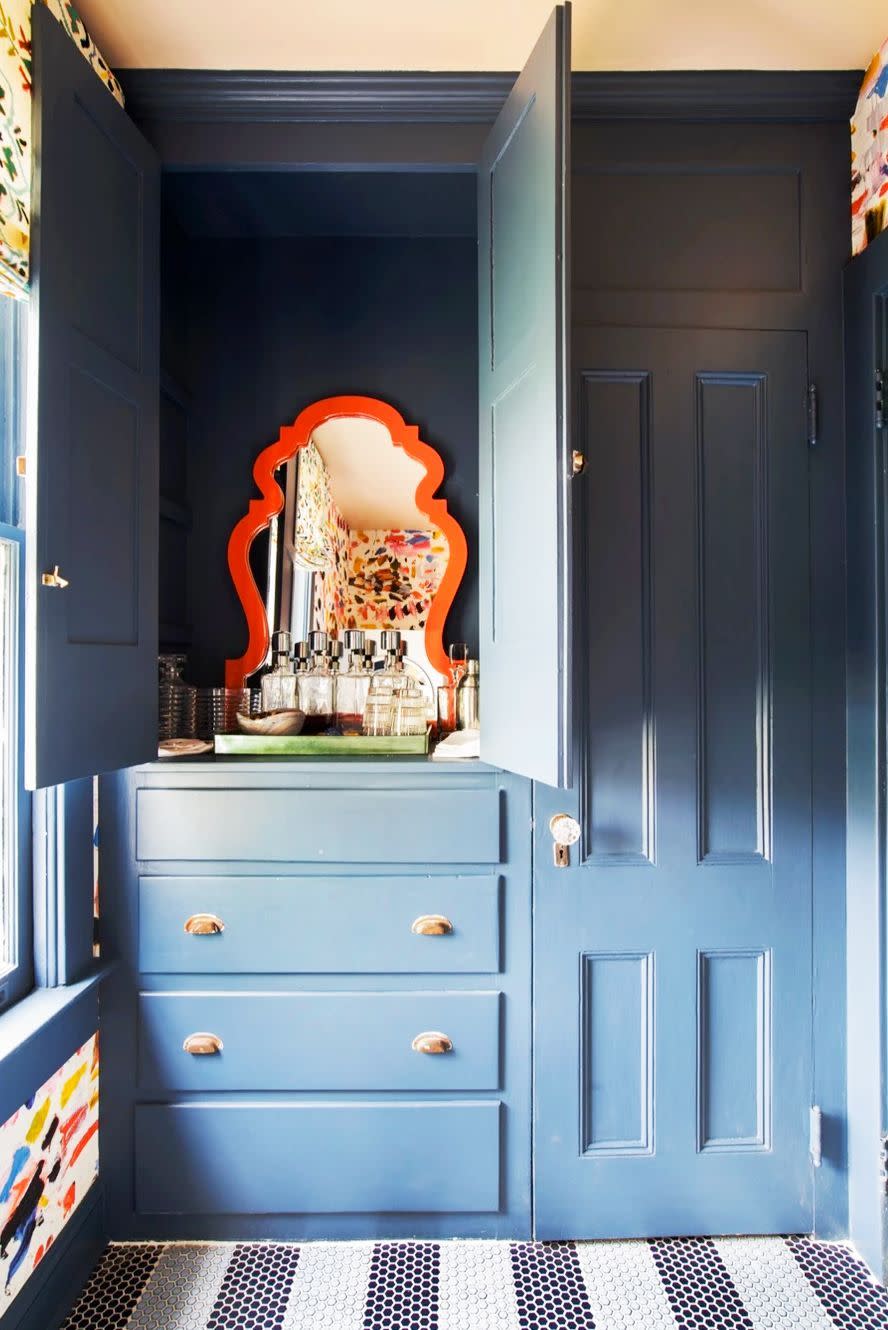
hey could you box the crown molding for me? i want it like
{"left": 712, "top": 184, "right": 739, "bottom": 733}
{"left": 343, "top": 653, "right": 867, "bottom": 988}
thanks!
{"left": 118, "top": 68, "right": 862, "bottom": 127}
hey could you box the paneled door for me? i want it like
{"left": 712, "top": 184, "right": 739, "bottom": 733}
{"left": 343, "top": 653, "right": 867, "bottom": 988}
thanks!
{"left": 477, "top": 4, "right": 572, "bottom": 788}
{"left": 534, "top": 326, "right": 813, "bottom": 1237}
{"left": 26, "top": 5, "right": 159, "bottom": 789}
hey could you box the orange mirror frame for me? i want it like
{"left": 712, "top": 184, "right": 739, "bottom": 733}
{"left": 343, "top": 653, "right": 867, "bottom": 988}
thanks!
{"left": 224, "top": 396, "right": 468, "bottom": 689}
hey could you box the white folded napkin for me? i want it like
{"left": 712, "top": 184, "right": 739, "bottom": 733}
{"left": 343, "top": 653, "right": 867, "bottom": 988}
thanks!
{"left": 430, "top": 728, "right": 480, "bottom": 760}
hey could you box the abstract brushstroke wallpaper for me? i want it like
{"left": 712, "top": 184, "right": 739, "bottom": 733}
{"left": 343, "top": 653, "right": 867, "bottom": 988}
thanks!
{"left": 343, "top": 529, "right": 447, "bottom": 629}
{"left": 0, "top": 1035, "right": 99, "bottom": 1316}
{"left": 0, "top": 1, "right": 123, "bottom": 298}
{"left": 851, "top": 36, "right": 888, "bottom": 255}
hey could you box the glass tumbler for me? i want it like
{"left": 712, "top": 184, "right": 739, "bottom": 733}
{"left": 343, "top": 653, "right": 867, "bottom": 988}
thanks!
{"left": 196, "top": 687, "right": 252, "bottom": 738}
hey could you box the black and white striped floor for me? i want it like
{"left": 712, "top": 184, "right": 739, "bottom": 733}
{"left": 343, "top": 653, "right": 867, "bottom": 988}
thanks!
{"left": 59, "top": 1236, "right": 888, "bottom": 1330}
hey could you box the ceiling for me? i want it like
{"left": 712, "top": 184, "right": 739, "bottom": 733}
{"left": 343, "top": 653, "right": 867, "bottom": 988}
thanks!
{"left": 312, "top": 419, "right": 430, "bottom": 529}
{"left": 76, "top": 0, "right": 882, "bottom": 73}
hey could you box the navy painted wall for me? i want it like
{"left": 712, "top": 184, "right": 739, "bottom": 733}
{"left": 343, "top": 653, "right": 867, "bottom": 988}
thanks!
{"left": 164, "top": 224, "right": 478, "bottom": 685}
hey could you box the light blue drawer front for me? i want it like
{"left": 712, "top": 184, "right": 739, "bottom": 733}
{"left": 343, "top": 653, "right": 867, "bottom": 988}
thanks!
{"left": 139, "top": 991, "right": 501, "bottom": 1091}
{"left": 138, "top": 875, "right": 500, "bottom": 974}
{"left": 136, "top": 787, "right": 501, "bottom": 863}
{"left": 135, "top": 1101, "right": 501, "bottom": 1214}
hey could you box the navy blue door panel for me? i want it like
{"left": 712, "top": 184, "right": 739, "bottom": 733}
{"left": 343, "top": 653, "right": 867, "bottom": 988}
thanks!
{"left": 478, "top": 5, "right": 572, "bottom": 787}
{"left": 138, "top": 991, "right": 500, "bottom": 1090}
{"left": 135, "top": 786, "right": 501, "bottom": 863}
{"left": 535, "top": 327, "right": 813, "bottom": 1237}
{"left": 26, "top": 6, "right": 159, "bottom": 788}
{"left": 135, "top": 1102, "right": 501, "bottom": 1214}
{"left": 138, "top": 875, "right": 500, "bottom": 974}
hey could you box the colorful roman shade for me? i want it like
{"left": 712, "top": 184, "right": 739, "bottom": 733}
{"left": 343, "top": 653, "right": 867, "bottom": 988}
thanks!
{"left": 0, "top": 1, "right": 123, "bottom": 298}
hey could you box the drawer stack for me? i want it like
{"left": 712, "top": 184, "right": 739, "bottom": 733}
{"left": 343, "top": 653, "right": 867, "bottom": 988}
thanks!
{"left": 101, "top": 762, "right": 531, "bottom": 1239}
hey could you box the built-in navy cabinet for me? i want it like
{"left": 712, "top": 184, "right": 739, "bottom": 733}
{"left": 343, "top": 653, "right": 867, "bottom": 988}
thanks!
{"left": 25, "top": 2, "right": 573, "bottom": 792}
{"left": 99, "top": 760, "right": 532, "bottom": 1238}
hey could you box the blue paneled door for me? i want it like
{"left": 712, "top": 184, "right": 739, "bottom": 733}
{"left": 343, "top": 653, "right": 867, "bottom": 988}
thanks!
{"left": 26, "top": 6, "right": 159, "bottom": 789}
{"left": 477, "top": 5, "right": 572, "bottom": 787}
{"left": 534, "top": 326, "right": 813, "bottom": 1237}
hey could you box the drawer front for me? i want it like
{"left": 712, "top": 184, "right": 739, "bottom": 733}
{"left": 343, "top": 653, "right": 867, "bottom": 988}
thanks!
{"left": 139, "top": 875, "right": 500, "bottom": 975}
{"left": 136, "top": 787, "right": 501, "bottom": 864}
{"left": 135, "top": 1101, "right": 501, "bottom": 1214}
{"left": 139, "top": 991, "right": 500, "bottom": 1091}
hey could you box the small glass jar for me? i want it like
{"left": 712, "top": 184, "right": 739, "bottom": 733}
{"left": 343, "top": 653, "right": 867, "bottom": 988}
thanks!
{"left": 363, "top": 678, "right": 394, "bottom": 737}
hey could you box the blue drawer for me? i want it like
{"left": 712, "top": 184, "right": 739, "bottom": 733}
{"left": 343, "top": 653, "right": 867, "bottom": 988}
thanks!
{"left": 138, "top": 991, "right": 501, "bottom": 1091}
{"left": 135, "top": 787, "right": 501, "bottom": 864}
{"left": 138, "top": 875, "right": 501, "bottom": 975}
{"left": 135, "top": 1101, "right": 501, "bottom": 1214}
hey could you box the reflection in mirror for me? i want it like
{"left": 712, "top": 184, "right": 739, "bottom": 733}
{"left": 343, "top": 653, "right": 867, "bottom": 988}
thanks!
{"left": 265, "top": 416, "right": 451, "bottom": 689}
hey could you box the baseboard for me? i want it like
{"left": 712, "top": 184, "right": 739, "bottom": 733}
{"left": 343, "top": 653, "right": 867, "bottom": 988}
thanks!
{"left": 0, "top": 1186, "right": 105, "bottom": 1330}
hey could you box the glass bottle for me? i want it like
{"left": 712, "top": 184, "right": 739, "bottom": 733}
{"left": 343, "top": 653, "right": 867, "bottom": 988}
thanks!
{"left": 336, "top": 630, "right": 372, "bottom": 735}
{"left": 158, "top": 654, "right": 196, "bottom": 740}
{"left": 300, "top": 630, "right": 336, "bottom": 733}
{"left": 260, "top": 631, "right": 299, "bottom": 713}
{"left": 456, "top": 658, "right": 480, "bottom": 730}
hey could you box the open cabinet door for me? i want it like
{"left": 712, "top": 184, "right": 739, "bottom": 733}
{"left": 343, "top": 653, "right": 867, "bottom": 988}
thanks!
{"left": 26, "top": 5, "right": 159, "bottom": 789}
{"left": 478, "top": 4, "right": 571, "bottom": 787}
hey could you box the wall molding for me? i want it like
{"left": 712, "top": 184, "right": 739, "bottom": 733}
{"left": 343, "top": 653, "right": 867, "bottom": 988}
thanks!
{"left": 120, "top": 69, "right": 862, "bottom": 128}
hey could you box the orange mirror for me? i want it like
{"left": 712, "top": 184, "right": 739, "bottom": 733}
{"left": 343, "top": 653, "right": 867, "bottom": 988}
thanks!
{"left": 225, "top": 396, "right": 468, "bottom": 689}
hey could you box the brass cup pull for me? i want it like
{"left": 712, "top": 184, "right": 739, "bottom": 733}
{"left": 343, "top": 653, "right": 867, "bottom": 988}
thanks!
{"left": 183, "top": 1032, "right": 223, "bottom": 1055}
{"left": 42, "top": 565, "right": 69, "bottom": 589}
{"left": 411, "top": 914, "right": 453, "bottom": 936}
{"left": 411, "top": 1031, "right": 453, "bottom": 1055}
{"left": 184, "top": 913, "right": 225, "bottom": 935}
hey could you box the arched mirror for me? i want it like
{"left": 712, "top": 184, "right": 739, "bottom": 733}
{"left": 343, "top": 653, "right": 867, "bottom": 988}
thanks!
{"left": 225, "top": 396, "right": 467, "bottom": 691}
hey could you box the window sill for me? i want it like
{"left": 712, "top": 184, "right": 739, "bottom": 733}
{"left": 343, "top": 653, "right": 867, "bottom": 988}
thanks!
{"left": 0, "top": 961, "right": 112, "bottom": 1124}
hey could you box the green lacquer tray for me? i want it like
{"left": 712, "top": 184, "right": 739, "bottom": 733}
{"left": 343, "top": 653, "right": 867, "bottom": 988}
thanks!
{"left": 214, "top": 731, "right": 430, "bottom": 757}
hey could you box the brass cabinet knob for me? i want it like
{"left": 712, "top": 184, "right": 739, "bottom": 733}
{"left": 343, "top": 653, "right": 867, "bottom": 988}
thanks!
{"left": 41, "top": 565, "right": 69, "bottom": 588}
{"left": 411, "top": 914, "right": 453, "bottom": 936}
{"left": 184, "top": 913, "right": 225, "bottom": 935}
{"left": 182, "top": 1032, "right": 223, "bottom": 1055}
{"left": 411, "top": 1031, "right": 453, "bottom": 1055}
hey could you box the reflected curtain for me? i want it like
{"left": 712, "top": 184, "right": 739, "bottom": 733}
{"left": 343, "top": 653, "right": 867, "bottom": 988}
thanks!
{"left": 1, "top": 1, "right": 123, "bottom": 299}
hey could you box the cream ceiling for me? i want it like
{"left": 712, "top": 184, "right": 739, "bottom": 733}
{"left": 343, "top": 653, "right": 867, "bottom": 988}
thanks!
{"left": 75, "top": 0, "right": 882, "bottom": 73}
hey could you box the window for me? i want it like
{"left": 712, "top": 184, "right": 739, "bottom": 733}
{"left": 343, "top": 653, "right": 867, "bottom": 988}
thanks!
{"left": 0, "top": 297, "right": 31, "bottom": 1010}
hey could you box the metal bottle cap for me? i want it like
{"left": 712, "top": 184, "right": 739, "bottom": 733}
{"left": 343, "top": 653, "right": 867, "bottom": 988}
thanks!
{"left": 380, "top": 630, "right": 402, "bottom": 652}
{"left": 271, "top": 630, "right": 293, "bottom": 654}
{"left": 308, "top": 630, "right": 329, "bottom": 654}
{"left": 343, "top": 630, "right": 365, "bottom": 652}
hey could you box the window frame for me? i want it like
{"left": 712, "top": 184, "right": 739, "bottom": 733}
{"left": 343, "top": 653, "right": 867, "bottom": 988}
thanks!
{"left": 0, "top": 521, "right": 33, "bottom": 1011}
{"left": 0, "top": 296, "right": 32, "bottom": 1012}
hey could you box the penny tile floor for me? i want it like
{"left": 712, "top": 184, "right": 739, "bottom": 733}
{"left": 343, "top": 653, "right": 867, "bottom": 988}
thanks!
{"left": 57, "top": 1236, "right": 888, "bottom": 1330}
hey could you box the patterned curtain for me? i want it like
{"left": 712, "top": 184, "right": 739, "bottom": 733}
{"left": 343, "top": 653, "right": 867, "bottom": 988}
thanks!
{"left": 0, "top": 1, "right": 123, "bottom": 299}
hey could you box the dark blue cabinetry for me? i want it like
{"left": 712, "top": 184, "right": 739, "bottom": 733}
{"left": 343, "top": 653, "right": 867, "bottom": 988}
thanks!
{"left": 99, "top": 758, "right": 531, "bottom": 1239}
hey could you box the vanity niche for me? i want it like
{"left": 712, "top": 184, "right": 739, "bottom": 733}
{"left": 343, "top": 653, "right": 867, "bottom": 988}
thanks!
{"left": 157, "top": 170, "right": 480, "bottom": 703}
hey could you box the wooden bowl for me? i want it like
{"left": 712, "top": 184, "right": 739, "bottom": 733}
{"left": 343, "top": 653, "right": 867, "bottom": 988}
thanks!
{"left": 236, "top": 709, "right": 305, "bottom": 736}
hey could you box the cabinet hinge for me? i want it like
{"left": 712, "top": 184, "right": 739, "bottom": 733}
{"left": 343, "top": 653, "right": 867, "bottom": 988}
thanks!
{"left": 880, "top": 1133, "right": 888, "bottom": 1195}
{"left": 810, "top": 1105, "right": 823, "bottom": 1168}
{"left": 876, "top": 370, "right": 886, "bottom": 433}
{"left": 807, "top": 384, "right": 819, "bottom": 448}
